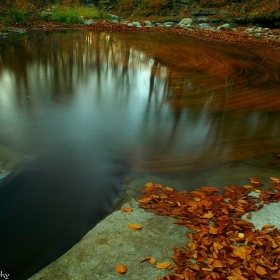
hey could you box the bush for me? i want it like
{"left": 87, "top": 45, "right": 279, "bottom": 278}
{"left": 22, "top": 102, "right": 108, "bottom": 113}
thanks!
{"left": 51, "top": 5, "right": 101, "bottom": 23}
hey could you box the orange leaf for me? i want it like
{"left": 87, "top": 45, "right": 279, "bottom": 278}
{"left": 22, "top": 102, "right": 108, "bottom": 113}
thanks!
{"left": 121, "top": 207, "right": 133, "bottom": 212}
{"left": 145, "top": 182, "right": 154, "bottom": 188}
{"left": 200, "top": 186, "right": 220, "bottom": 193}
{"left": 138, "top": 197, "right": 153, "bottom": 203}
{"left": 202, "top": 211, "right": 214, "bottom": 218}
{"left": 140, "top": 256, "right": 156, "bottom": 264}
{"left": 128, "top": 223, "right": 142, "bottom": 230}
{"left": 231, "top": 246, "right": 246, "bottom": 259}
{"left": 256, "top": 265, "right": 267, "bottom": 275}
{"left": 156, "top": 261, "right": 172, "bottom": 269}
{"left": 249, "top": 177, "right": 261, "bottom": 184}
{"left": 247, "top": 212, "right": 251, "bottom": 219}
{"left": 209, "top": 225, "right": 217, "bottom": 234}
{"left": 116, "top": 263, "right": 127, "bottom": 274}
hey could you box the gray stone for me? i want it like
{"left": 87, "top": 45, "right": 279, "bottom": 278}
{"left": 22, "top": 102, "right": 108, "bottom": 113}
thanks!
{"left": 217, "top": 23, "right": 231, "bottom": 30}
{"left": 245, "top": 28, "right": 255, "bottom": 33}
{"left": 85, "top": 19, "right": 95, "bottom": 25}
{"left": 107, "top": 14, "right": 120, "bottom": 21}
{"left": 143, "top": 21, "right": 153, "bottom": 27}
{"left": 199, "top": 23, "right": 212, "bottom": 30}
{"left": 127, "top": 22, "right": 142, "bottom": 28}
{"left": 29, "top": 198, "right": 190, "bottom": 280}
{"left": 164, "top": 22, "right": 175, "bottom": 26}
{"left": 178, "top": 18, "right": 193, "bottom": 26}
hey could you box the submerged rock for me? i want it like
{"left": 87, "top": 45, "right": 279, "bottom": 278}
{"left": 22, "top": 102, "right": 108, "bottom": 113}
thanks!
{"left": 0, "top": 146, "right": 31, "bottom": 188}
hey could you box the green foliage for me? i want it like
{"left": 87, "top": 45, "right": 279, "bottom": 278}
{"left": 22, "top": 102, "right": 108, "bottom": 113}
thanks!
{"left": 50, "top": 5, "right": 101, "bottom": 23}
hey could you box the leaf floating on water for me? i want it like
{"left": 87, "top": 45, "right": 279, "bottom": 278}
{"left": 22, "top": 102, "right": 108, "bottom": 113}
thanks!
{"left": 128, "top": 223, "right": 142, "bottom": 230}
{"left": 247, "top": 212, "right": 252, "bottom": 219}
{"left": 121, "top": 207, "right": 133, "bottom": 212}
{"left": 249, "top": 177, "right": 261, "bottom": 184}
{"left": 116, "top": 263, "right": 127, "bottom": 274}
{"left": 156, "top": 261, "right": 172, "bottom": 269}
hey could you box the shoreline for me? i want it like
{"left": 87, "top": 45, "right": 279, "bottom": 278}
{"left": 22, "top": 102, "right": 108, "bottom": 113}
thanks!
{"left": 1, "top": 19, "right": 280, "bottom": 49}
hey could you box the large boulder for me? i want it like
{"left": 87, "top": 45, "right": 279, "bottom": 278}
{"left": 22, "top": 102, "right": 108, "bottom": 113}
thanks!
{"left": 178, "top": 18, "right": 193, "bottom": 26}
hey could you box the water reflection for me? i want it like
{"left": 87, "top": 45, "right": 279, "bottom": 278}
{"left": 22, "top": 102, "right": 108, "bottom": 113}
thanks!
{"left": 0, "top": 30, "right": 280, "bottom": 278}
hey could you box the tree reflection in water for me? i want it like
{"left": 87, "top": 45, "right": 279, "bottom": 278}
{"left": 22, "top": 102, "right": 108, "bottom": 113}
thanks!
{"left": 0, "top": 30, "right": 280, "bottom": 279}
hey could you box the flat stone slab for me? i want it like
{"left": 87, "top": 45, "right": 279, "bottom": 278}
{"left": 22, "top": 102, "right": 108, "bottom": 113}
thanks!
{"left": 29, "top": 198, "right": 190, "bottom": 280}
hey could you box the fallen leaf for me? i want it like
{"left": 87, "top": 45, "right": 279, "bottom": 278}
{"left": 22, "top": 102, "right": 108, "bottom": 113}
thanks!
{"left": 140, "top": 256, "right": 156, "bottom": 264}
{"left": 256, "top": 265, "right": 267, "bottom": 275}
{"left": 128, "top": 223, "right": 142, "bottom": 230}
{"left": 121, "top": 207, "right": 133, "bottom": 212}
{"left": 249, "top": 177, "right": 261, "bottom": 184}
{"left": 247, "top": 212, "right": 252, "bottom": 219}
{"left": 145, "top": 182, "right": 154, "bottom": 188}
{"left": 156, "top": 261, "right": 172, "bottom": 269}
{"left": 116, "top": 263, "right": 127, "bottom": 274}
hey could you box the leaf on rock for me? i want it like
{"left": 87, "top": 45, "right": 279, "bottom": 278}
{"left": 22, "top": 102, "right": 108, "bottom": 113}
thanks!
{"left": 116, "top": 263, "right": 127, "bottom": 274}
{"left": 128, "top": 223, "right": 142, "bottom": 230}
{"left": 121, "top": 207, "right": 133, "bottom": 212}
{"left": 140, "top": 256, "right": 157, "bottom": 264}
{"left": 156, "top": 261, "right": 172, "bottom": 269}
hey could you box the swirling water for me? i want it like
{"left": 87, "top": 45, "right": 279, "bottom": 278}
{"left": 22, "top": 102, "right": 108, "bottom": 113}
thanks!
{"left": 0, "top": 30, "right": 280, "bottom": 279}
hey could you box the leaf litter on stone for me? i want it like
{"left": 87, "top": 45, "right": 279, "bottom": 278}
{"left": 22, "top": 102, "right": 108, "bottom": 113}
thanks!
{"left": 138, "top": 180, "right": 280, "bottom": 280}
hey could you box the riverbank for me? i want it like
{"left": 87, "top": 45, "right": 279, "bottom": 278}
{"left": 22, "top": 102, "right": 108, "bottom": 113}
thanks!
{"left": 1, "top": 17, "right": 280, "bottom": 49}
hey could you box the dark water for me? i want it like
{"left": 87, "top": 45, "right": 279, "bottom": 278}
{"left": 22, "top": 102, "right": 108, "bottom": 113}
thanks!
{"left": 0, "top": 30, "right": 280, "bottom": 279}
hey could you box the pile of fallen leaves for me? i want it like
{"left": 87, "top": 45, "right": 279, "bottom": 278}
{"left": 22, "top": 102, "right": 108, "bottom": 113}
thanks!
{"left": 137, "top": 178, "right": 280, "bottom": 280}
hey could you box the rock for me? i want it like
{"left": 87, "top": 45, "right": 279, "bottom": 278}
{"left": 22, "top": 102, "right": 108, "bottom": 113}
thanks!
{"left": 29, "top": 198, "right": 190, "bottom": 280}
{"left": 164, "top": 22, "right": 175, "bottom": 27}
{"left": 199, "top": 23, "right": 212, "bottom": 30}
{"left": 0, "top": 146, "right": 31, "bottom": 188}
{"left": 127, "top": 22, "right": 142, "bottom": 28}
{"left": 143, "top": 21, "right": 153, "bottom": 27}
{"left": 245, "top": 27, "right": 255, "bottom": 33}
{"left": 107, "top": 14, "right": 120, "bottom": 21}
{"left": 217, "top": 23, "right": 231, "bottom": 30}
{"left": 85, "top": 19, "right": 95, "bottom": 25}
{"left": 178, "top": 18, "right": 193, "bottom": 26}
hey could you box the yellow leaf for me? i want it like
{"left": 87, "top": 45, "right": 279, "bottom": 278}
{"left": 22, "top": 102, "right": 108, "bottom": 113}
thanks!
{"left": 202, "top": 211, "right": 214, "bottom": 219}
{"left": 165, "top": 187, "right": 174, "bottom": 191}
{"left": 209, "top": 225, "right": 217, "bottom": 234}
{"left": 121, "top": 207, "right": 133, "bottom": 212}
{"left": 116, "top": 263, "right": 127, "bottom": 274}
{"left": 156, "top": 261, "right": 172, "bottom": 269}
{"left": 128, "top": 223, "right": 142, "bottom": 230}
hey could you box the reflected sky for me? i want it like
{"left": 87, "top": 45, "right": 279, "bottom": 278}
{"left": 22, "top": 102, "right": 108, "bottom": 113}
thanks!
{"left": 1, "top": 31, "right": 280, "bottom": 173}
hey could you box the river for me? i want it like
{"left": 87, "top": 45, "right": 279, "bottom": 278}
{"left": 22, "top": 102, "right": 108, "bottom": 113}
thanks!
{"left": 0, "top": 30, "right": 280, "bottom": 279}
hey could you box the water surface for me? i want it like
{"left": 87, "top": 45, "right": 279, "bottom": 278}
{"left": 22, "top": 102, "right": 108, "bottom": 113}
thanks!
{"left": 0, "top": 30, "right": 280, "bottom": 279}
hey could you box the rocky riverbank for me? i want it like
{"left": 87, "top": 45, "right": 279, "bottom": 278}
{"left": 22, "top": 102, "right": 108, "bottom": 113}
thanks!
{"left": 1, "top": 17, "right": 280, "bottom": 49}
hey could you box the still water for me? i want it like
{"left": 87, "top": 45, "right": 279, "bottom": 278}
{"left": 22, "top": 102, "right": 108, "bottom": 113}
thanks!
{"left": 0, "top": 30, "right": 280, "bottom": 279}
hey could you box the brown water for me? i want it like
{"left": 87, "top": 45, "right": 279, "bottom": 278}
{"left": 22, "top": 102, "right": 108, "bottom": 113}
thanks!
{"left": 0, "top": 30, "right": 280, "bottom": 279}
